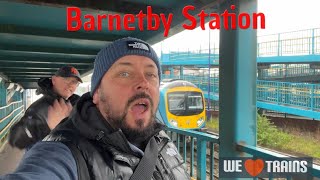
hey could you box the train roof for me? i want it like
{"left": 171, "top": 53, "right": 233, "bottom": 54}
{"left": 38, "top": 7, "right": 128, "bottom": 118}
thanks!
{"left": 160, "top": 79, "right": 198, "bottom": 89}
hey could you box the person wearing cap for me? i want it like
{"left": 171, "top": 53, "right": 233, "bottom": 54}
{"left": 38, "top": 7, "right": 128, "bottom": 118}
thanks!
{"left": 1, "top": 37, "right": 189, "bottom": 180}
{"left": 8, "top": 66, "right": 82, "bottom": 150}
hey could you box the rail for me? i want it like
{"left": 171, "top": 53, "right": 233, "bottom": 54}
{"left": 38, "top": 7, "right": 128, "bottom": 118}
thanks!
{"left": 260, "top": 65, "right": 320, "bottom": 79}
{"left": 160, "top": 27, "right": 320, "bottom": 62}
{"left": 165, "top": 127, "right": 320, "bottom": 179}
{"left": 166, "top": 127, "right": 219, "bottom": 180}
{"left": 162, "top": 74, "right": 320, "bottom": 112}
{"left": 237, "top": 144, "right": 320, "bottom": 179}
{"left": 0, "top": 101, "right": 24, "bottom": 141}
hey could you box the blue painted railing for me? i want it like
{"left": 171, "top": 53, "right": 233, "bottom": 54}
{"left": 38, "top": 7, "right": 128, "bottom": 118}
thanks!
{"left": 166, "top": 127, "right": 219, "bottom": 180}
{"left": 0, "top": 100, "right": 24, "bottom": 141}
{"left": 166, "top": 127, "right": 320, "bottom": 179}
{"left": 161, "top": 50, "right": 220, "bottom": 66}
{"left": 258, "top": 28, "right": 320, "bottom": 57}
{"left": 260, "top": 65, "right": 320, "bottom": 79}
{"left": 237, "top": 144, "right": 320, "bottom": 179}
{"left": 257, "top": 81, "right": 320, "bottom": 111}
{"left": 160, "top": 28, "right": 320, "bottom": 65}
{"left": 162, "top": 74, "right": 320, "bottom": 114}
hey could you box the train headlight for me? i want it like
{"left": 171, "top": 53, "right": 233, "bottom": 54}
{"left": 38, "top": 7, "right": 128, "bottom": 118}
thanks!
{"left": 197, "top": 117, "right": 205, "bottom": 126}
{"left": 170, "top": 119, "right": 178, "bottom": 127}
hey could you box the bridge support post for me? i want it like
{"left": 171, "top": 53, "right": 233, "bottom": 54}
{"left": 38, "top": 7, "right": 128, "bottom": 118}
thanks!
{"left": 180, "top": 66, "right": 184, "bottom": 77}
{"left": 196, "top": 139, "right": 207, "bottom": 180}
{"left": 257, "top": 69, "right": 263, "bottom": 79}
{"left": 0, "top": 80, "right": 7, "bottom": 120}
{"left": 218, "top": 0, "right": 257, "bottom": 179}
{"left": 0, "top": 80, "right": 6, "bottom": 106}
{"left": 169, "top": 66, "right": 174, "bottom": 77}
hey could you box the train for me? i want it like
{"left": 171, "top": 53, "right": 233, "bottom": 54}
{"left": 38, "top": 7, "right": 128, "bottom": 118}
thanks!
{"left": 156, "top": 79, "right": 206, "bottom": 130}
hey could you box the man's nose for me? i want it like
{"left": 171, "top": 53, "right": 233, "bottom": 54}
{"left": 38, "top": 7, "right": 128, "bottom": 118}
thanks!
{"left": 134, "top": 74, "right": 149, "bottom": 91}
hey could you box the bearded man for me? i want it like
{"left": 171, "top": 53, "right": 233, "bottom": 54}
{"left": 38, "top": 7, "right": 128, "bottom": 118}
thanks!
{"left": 1, "top": 37, "right": 190, "bottom": 180}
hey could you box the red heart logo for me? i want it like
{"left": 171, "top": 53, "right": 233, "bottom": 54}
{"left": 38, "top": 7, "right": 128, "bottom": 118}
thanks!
{"left": 244, "top": 159, "right": 264, "bottom": 177}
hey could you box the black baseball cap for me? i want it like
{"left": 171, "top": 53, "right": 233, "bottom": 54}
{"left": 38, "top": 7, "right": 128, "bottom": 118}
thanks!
{"left": 55, "top": 66, "right": 83, "bottom": 83}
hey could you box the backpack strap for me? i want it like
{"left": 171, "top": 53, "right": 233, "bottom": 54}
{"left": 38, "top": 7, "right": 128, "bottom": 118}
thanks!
{"left": 129, "top": 137, "right": 159, "bottom": 180}
{"left": 63, "top": 142, "right": 91, "bottom": 180}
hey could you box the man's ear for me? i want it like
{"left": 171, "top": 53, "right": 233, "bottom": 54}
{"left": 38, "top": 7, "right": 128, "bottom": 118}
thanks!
{"left": 51, "top": 75, "right": 57, "bottom": 85}
{"left": 92, "top": 87, "right": 100, "bottom": 105}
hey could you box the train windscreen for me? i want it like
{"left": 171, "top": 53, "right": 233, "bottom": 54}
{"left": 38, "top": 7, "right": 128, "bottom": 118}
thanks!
{"left": 167, "top": 91, "right": 204, "bottom": 116}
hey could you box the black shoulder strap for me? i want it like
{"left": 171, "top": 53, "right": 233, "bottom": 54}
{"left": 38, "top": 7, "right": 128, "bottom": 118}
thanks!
{"left": 129, "top": 137, "right": 159, "bottom": 180}
{"left": 64, "top": 142, "right": 91, "bottom": 180}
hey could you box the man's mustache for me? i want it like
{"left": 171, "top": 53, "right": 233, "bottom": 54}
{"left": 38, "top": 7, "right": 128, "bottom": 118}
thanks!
{"left": 127, "top": 92, "right": 154, "bottom": 108}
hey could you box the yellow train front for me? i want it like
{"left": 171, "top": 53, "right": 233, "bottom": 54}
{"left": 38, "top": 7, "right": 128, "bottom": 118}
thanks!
{"left": 156, "top": 79, "right": 206, "bottom": 130}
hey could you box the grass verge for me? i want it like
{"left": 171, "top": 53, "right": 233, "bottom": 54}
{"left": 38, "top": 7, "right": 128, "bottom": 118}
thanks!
{"left": 206, "top": 115, "right": 320, "bottom": 159}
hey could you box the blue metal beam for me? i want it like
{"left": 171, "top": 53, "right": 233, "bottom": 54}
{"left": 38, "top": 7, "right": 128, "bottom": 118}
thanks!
{"left": 0, "top": 33, "right": 106, "bottom": 51}
{"left": 0, "top": 50, "right": 95, "bottom": 62}
{"left": 0, "top": 1, "right": 132, "bottom": 36}
{"left": 256, "top": 102, "right": 320, "bottom": 120}
{"left": 204, "top": 93, "right": 320, "bottom": 120}
{"left": 258, "top": 55, "right": 320, "bottom": 63}
{"left": 0, "top": 81, "right": 6, "bottom": 106}
{"left": 218, "top": 0, "right": 257, "bottom": 179}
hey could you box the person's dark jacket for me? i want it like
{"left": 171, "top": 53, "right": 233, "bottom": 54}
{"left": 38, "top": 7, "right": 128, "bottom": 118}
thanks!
{"left": 8, "top": 77, "right": 80, "bottom": 149}
{"left": 44, "top": 92, "right": 190, "bottom": 180}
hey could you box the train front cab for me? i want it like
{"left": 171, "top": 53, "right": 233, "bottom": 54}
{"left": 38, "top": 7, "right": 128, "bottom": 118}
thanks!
{"left": 156, "top": 80, "right": 206, "bottom": 131}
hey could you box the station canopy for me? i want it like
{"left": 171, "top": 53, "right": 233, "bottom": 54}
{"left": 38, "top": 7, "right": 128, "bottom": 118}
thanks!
{"left": 0, "top": 0, "right": 219, "bottom": 89}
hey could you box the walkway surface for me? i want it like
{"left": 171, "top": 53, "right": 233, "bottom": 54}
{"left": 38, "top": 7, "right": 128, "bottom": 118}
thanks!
{"left": 0, "top": 142, "right": 24, "bottom": 175}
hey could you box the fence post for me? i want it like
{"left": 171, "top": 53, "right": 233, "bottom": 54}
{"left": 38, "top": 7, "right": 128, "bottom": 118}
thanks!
{"left": 183, "top": 135, "right": 187, "bottom": 163}
{"left": 312, "top": 28, "right": 315, "bottom": 55}
{"left": 197, "top": 138, "right": 207, "bottom": 180}
{"left": 311, "top": 84, "right": 314, "bottom": 111}
{"left": 210, "top": 142, "right": 215, "bottom": 180}
{"left": 190, "top": 137, "right": 195, "bottom": 177}
{"left": 277, "top": 33, "right": 280, "bottom": 56}
{"left": 277, "top": 82, "right": 280, "bottom": 104}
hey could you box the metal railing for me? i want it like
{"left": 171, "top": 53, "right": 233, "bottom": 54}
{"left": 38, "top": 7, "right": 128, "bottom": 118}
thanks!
{"left": 260, "top": 65, "right": 320, "bottom": 79}
{"left": 160, "top": 28, "right": 320, "bottom": 62}
{"left": 166, "top": 127, "right": 219, "bottom": 180}
{"left": 237, "top": 144, "right": 320, "bottom": 180}
{"left": 0, "top": 101, "right": 24, "bottom": 141}
{"left": 257, "top": 81, "right": 320, "bottom": 111}
{"left": 0, "top": 100, "right": 22, "bottom": 119}
{"left": 258, "top": 28, "right": 320, "bottom": 56}
{"left": 162, "top": 74, "right": 320, "bottom": 112}
{"left": 165, "top": 127, "right": 320, "bottom": 179}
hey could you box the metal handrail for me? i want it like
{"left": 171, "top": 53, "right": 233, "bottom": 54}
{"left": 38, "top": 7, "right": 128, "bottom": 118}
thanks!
{"left": 237, "top": 144, "right": 320, "bottom": 178}
{"left": 0, "top": 107, "right": 24, "bottom": 141}
{"left": 166, "top": 127, "right": 219, "bottom": 180}
{"left": 0, "top": 100, "right": 22, "bottom": 110}
{"left": 165, "top": 127, "right": 320, "bottom": 179}
{"left": 163, "top": 74, "right": 320, "bottom": 112}
{"left": 161, "top": 27, "right": 320, "bottom": 58}
{"left": 0, "top": 105, "right": 23, "bottom": 123}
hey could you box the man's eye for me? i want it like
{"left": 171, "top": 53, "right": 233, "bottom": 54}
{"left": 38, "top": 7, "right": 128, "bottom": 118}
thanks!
{"left": 119, "top": 72, "right": 130, "bottom": 77}
{"left": 147, "top": 73, "right": 157, "bottom": 78}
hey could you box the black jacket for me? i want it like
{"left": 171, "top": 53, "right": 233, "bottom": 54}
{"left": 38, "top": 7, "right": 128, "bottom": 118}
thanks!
{"left": 45, "top": 92, "right": 190, "bottom": 180}
{"left": 8, "top": 77, "right": 80, "bottom": 149}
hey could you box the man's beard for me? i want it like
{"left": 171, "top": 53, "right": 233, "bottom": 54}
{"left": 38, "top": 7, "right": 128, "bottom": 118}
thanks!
{"left": 99, "top": 91, "right": 157, "bottom": 146}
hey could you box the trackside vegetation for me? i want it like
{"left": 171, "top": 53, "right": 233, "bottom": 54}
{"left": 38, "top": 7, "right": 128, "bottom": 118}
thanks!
{"left": 206, "top": 115, "right": 320, "bottom": 159}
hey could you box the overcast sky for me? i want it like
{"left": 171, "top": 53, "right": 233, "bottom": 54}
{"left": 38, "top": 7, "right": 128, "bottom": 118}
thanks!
{"left": 152, "top": 0, "right": 320, "bottom": 54}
